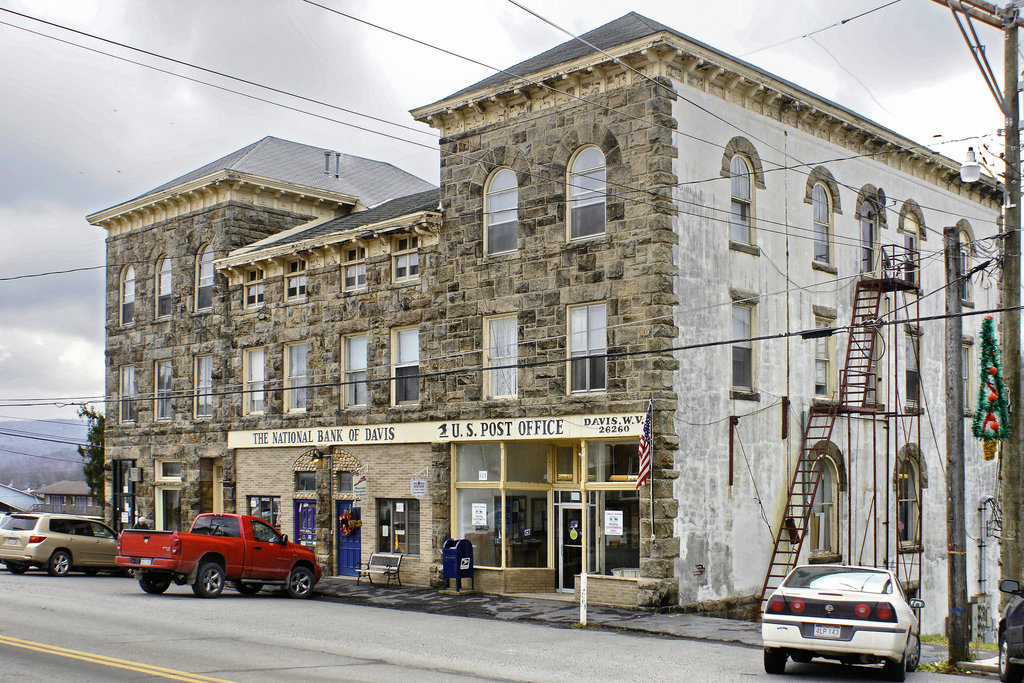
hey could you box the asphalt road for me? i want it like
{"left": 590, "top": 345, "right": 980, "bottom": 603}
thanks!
{"left": 0, "top": 570, "right": 965, "bottom": 682}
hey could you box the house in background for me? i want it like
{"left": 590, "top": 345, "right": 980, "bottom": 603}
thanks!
{"left": 0, "top": 483, "right": 43, "bottom": 513}
{"left": 34, "top": 481, "right": 100, "bottom": 516}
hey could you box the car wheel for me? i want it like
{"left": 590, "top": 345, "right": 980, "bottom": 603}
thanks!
{"left": 47, "top": 550, "right": 72, "bottom": 577}
{"left": 764, "top": 648, "right": 787, "bottom": 675}
{"left": 138, "top": 573, "right": 172, "bottom": 595}
{"left": 906, "top": 634, "right": 921, "bottom": 672}
{"left": 286, "top": 566, "right": 315, "bottom": 599}
{"left": 6, "top": 561, "right": 28, "bottom": 574}
{"left": 883, "top": 648, "right": 907, "bottom": 682}
{"left": 233, "top": 581, "right": 263, "bottom": 595}
{"left": 192, "top": 562, "right": 225, "bottom": 598}
{"left": 1001, "top": 636, "right": 1024, "bottom": 683}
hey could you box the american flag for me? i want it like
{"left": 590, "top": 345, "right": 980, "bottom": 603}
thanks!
{"left": 636, "top": 402, "right": 653, "bottom": 490}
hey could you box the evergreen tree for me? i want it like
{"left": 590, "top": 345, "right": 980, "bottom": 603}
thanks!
{"left": 972, "top": 315, "right": 1010, "bottom": 460}
{"left": 76, "top": 405, "right": 105, "bottom": 506}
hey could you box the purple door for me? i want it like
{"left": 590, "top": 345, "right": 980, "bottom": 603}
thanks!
{"left": 295, "top": 500, "right": 316, "bottom": 551}
{"left": 336, "top": 501, "right": 362, "bottom": 577}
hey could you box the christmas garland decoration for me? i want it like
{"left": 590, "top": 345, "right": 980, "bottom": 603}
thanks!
{"left": 339, "top": 508, "right": 362, "bottom": 536}
{"left": 972, "top": 316, "right": 1010, "bottom": 460}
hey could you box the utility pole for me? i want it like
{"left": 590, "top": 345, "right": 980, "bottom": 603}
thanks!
{"left": 931, "top": 0, "right": 1023, "bottom": 610}
{"left": 945, "top": 228, "right": 969, "bottom": 663}
{"left": 1001, "top": 4, "right": 1022, "bottom": 606}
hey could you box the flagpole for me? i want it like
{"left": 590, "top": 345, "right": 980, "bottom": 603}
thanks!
{"left": 648, "top": 399, "right": 655, "bottom": 541}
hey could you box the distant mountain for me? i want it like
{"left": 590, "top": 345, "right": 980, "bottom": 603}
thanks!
{"left": 0, "top": 419, "right": 88, "bottom": 490}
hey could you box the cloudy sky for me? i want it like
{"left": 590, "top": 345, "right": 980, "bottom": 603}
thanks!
{"left": 0, "top": 0, "right": 1008, "bottom": 421}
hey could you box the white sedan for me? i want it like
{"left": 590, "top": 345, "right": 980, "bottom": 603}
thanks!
{"left": 761, "top": 564, "right": 924, "bottom": 681}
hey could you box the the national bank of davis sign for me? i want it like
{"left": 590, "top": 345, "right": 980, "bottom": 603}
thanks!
{"left": 227, "top": 413, "right": 644, "bottom": 449}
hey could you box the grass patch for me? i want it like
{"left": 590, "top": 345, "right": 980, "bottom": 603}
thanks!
{"left": 920, "top": 634, "right": 997, "bottom": 652}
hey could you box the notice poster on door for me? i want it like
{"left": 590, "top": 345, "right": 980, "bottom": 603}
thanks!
{"left": 604, "top": 510, "right": 623, "bottom": 536}
{"left": 472, "top": 502, "right": 488, "bottom": 527}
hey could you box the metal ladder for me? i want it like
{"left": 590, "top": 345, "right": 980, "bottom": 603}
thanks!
{"left": 757, "top": 281, "right": 884, "bottom": 612}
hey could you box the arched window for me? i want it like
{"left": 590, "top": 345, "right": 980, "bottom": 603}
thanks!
{"left": 812, "top": 183, "right": 831, "bottom": 263}
{"left": 155, "top": 258, "right": 172, "bottom": 318}
{"left": 120, "top": 266, "right": 135, "bottom": 325}
{"left": 195, "top": 245, "right": 214, "bottom": 311}
{"left": 902, "top": 210, "right": 921, "bottom": 285}
{"left": 568, "top": 147, "right": 606, "bottom": 239}
{"left": 897, "top": 459, "right": 919, "bottom": 545}
{"left": 860, "top": 204, "right": 878, "bottom": 274}
{"left": 730, "top": 155, "right": 754, "bottom": 244}
{"left": 809, "top": 458, "right": 839, "bottom": 554}
{"left": 959, "top": 223, "right": 974, "bottom": 302}
{"left": 485, "top": 168, "right": 518, "bottom": 255}
{"left": 806, "top": 456, "right": 839, "bottom": 552}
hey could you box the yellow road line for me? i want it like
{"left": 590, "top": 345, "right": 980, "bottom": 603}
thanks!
{"left": 0, "top": 634, "right": 236, "bottom": 682}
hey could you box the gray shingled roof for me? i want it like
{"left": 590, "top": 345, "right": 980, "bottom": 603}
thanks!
{"left": 422, "top": 12, "right": 913, "bottom": 148}
{"left": 436, "top": 12, "right": 674, "bottom": 104}
{"left": 35, "top": 480, "right": 91, "bottom": 496}
{"left": 244, "top": 188, "right": 440, "bottom": 252}
{"left": 134, "top": 136, "right": 435, "bottom": 208}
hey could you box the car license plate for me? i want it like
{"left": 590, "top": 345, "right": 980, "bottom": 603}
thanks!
{"left": 813, "top": 624, "right": 842, "bottom": 639}
{"left": 4, "top": 537, "right": 17, "bottom": 545}
{"left": 140, "top": 558, "right": 152, "bottom": 566}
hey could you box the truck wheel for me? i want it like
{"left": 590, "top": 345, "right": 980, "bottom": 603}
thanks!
{"left": 138, "top": 573, "right": 172, "bottom": 594}
{"left": 192, "top": 562, "right": 225, "bottom": 598}
{"left": 233, "top": 581, "right": 263, "bottom": 595}
{"left": 47, "top": 550, "right": 72, "bottom": 577}
{"left": 6, "top": 561, "right": 28, "bottom": 574}
{"left": 286, "top": 566, "right": 315, "bottom": 599}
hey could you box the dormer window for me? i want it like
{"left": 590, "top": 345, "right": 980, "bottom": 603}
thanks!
{"left": 286, "top": 259, "right": 307, "bottom": 300}
{"left": 343, "top": 247, "right": 367, "bottom": 292}
{"left": 245, "top": 268, "right": 264, "bottom": 308}
{"left": 393, "top": 236, "right": 419, "bottom": 283}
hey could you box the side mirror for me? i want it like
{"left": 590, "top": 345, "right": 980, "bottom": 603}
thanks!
{"left": 1001, "top": 579, "right": 1021, "bottom": 595}
{"left": 280, "top": 534, "right": 289, "bottom": 545}
{"left": 909, "top": 598, "right": 925, "bottom": 610}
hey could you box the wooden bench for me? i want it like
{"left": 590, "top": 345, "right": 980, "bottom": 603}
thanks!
{"left": 356, "top": 552, "right": 403, "bottom": 586}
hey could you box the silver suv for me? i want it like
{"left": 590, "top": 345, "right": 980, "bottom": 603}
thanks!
{"left": 0, "top": 513, "right": 119, "bottom": 576}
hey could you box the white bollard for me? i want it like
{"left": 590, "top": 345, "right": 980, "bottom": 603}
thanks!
{"left": 579, "top": 571, "right": 588, "bottom": 626}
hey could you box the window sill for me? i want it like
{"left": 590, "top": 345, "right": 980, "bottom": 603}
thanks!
{"left": 392, "top": 278, "right": 420, "bottom": 288}
{"left": 730, "top": 389, "right": 760, "bottom": 402}
{"left": 342, "top": 288, "right": 368, "bottom": 296}
{"left": 728, "top": 241, "right": 760, "bottom": 256}
{"left": 812, "top": 397, "right": 839, "bottom": 407}
{"left": 898, "top": 543, "right": 923, "bottom": 554}
{"left": 808, "top": 551, "right": 842, "bottom": 564}
{"left": 154, "top": 315, "right": 172, "bottom": 323}
{"left": 811, "top": 260, "right": 837, "bottom": 275}
{"left": 962, "top": 299, "right": 975, "bottom": 309}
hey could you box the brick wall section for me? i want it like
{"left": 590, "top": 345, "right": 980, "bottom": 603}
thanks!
{"left": 235, "top": 443, "right": 435, "bottom": 585}
{"left": 433, "top": 77, "right": 682, "bottom": 606}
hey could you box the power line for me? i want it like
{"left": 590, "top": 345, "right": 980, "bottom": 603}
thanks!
{"left": 0, "top": 447, "right": 83, "bottom": 465}
{"left": 740, "top": 0, "right": 905, "bottom": 58}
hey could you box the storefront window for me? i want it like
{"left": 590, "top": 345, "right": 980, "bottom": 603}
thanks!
{"left": 586, "top": 442, "right": 639, "bottom": 482}
{"left": 505, "top": 490, "right": 548, "bottom": 568}
{"left": 457, "top": 488, "right": 501, "bottom": 567}
{"left": 505, "top": 443, "right": 549, "bottom": 482}
{"left": 587, "top": 490, "right": 640, "bottom": 576}
{"left": 456, "top": 443, "right": 501, "bottom": 482}
{"left": 377, "top": 498, "right": 419, "bottom": 555}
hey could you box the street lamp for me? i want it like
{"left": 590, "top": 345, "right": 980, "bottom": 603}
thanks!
{"left": 960, "top": 147, "right": 982, "bottom": 183}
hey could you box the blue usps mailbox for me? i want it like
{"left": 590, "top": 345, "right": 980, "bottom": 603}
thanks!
{"left": 442, "top": 538, "right": 474, "bottom": 591}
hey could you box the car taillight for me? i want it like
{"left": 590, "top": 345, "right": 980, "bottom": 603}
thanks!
{"left": 789, "top": 599, "right": 806, "bottom": 614}
{"left": 875, "top": 602, "right": 895, "bottom": 621}
{"left": 170, "top": 533, "right": 181, "bottom": 555}
{"left": 855, "top": 603, "right": 871, "bottom": 619}
{"left": 28, "top": 535, "right": 46, "bottom": 544}
{"left": 768, "top": 595, "right": 786, "bottom": 613}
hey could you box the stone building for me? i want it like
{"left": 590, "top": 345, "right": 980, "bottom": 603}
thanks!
{"left": 93, "top": 13, "right": 1006, "bottom": 633}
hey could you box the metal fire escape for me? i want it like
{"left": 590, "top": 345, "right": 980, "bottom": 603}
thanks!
{"left": 758, "top": 246, "right": 919, "bottom": 612}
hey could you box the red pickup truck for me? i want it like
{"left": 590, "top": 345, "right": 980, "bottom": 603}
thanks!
{"left": 116, "top": 513, "right": 321, "bottom": 599}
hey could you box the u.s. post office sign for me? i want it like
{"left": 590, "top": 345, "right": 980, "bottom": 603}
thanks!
{"left": 227, "top": 413, "right": 645, "bottom": 449}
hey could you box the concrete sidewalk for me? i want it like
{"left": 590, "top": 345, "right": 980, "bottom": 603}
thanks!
{"left": 314, "top": 576, "right": 964, "bottom": 667}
